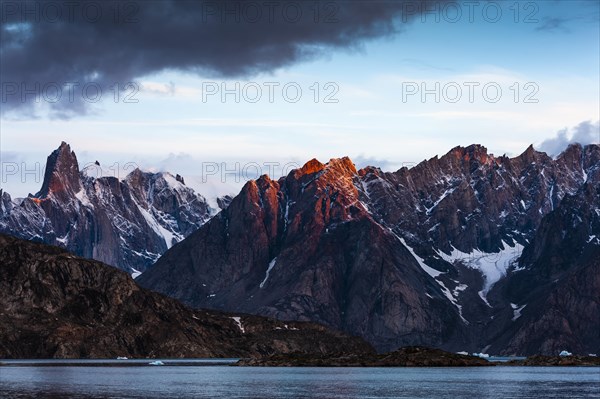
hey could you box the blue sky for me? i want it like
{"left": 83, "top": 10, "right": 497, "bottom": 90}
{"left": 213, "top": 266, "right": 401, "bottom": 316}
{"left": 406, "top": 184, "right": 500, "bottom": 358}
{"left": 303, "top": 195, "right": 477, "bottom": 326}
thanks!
{"left": 1, "top": 0, "right": 599, "bottom": 198}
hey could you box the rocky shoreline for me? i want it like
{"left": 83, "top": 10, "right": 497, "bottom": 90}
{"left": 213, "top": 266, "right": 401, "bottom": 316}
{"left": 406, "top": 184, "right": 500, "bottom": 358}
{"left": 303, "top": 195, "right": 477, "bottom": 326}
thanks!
{"left": 234, "top": 347, "right": 600, "bottom": 367}
{"left": 501, "top": 355, "right": 600, "bottom": 367}
{"left": 234, "top": 347, "right": 493, "bottom": 367}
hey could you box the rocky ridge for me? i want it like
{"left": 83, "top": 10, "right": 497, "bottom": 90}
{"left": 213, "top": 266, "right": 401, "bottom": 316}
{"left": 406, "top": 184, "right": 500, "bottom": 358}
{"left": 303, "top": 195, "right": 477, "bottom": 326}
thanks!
{"left": 0, "top": 234, "right": 372, "bottom": 359}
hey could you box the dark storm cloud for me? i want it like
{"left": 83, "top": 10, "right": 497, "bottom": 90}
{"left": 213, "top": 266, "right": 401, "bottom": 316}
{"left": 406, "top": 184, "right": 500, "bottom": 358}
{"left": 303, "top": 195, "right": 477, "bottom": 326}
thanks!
{"left": 0, "top": 0, "right": 447, "bottom": 117}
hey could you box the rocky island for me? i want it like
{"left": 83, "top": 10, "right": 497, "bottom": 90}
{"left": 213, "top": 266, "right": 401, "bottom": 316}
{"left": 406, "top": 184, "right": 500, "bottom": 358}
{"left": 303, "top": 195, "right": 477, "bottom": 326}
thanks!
{"left": 234, "top": 346, "right": 493, "bottom": 367}
{"left": 503, "top": 355, "right": 600, "bottom": 367}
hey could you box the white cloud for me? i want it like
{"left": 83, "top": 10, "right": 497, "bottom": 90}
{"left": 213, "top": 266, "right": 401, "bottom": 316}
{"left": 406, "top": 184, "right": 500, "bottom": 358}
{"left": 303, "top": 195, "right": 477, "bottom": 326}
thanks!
{"left": 536, "top": 120, "right": 600, "bottom": 156}
{"left": 139, "top": 81, "right": 201, "bottom": 98}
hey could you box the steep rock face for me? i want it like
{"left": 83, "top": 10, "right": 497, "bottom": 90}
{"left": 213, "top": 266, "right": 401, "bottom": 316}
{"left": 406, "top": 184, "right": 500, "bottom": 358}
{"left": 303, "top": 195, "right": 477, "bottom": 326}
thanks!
{"left": 140, "top": 144, "right": 600, "bottom": 353}
{"left": 139, "top": 158, "right": 469, "bottom": 352}
{"left": 0, "top": 142, "right": 214, "bottom": 273}
{"left": 485, "top": 180, "right": 600, "bottom": 355}
{"left": 0, "top": 234, "right": 373, "bottom": 359}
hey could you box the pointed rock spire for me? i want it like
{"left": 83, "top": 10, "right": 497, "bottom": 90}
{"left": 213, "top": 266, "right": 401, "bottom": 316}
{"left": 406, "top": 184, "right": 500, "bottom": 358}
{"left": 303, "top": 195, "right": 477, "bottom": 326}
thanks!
{"left": 36, "top": 142, "right": 81, "bottom": 198}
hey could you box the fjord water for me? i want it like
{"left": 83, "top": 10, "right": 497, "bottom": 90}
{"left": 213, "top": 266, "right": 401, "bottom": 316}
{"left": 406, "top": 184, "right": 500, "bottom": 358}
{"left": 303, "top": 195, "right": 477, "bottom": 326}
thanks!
{"left": 1, "top": 363, "right": 599, "bottom": 399}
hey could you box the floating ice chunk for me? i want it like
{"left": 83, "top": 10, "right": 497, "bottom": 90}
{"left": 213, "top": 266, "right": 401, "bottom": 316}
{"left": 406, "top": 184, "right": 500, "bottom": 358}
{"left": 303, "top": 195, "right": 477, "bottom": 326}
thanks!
{"left": 472, "top": 353, "right": 490, "bottom": 359}
{"left": 116, "top": 357, "right": 128, "bottom": 360}
{"left": 148, "top": 360, "right": 164, "bottom": 366}
{"left": 559, "top": 350, "right": 572, "bottom": 357}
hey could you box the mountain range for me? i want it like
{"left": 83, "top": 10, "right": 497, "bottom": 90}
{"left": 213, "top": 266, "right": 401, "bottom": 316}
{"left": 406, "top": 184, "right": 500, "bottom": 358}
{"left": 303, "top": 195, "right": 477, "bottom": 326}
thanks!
{"left": 138, "top": 143, "right": 599, "bottom": 355}
{"left": 0, "top": 142, "right": 218, "bottom": 274}
{"left": 1, "top": 142, "right": 598, "bottom": 356}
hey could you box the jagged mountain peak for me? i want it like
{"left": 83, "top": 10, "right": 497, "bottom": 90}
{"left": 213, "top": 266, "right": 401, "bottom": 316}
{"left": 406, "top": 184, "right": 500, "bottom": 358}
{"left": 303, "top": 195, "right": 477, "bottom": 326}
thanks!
{"left": 325, "top": 156, "right": 358, "bottom": 176}
{"left": 36, "top": 141, "right": 81, "bottom": 199}
{"left": 556, "top": 142, "right": 593, "bottom": 164}
{"left": 292, "top": 157, "right": 357, "bottom": 180}
{"left": 357, "top": 165, "right": 384, "bottom": 177}
{"left": 454, "top": 143, "right": 489, "bottom": 156}
{"left": 441, "top": 144, "right": 495, "bottom": 168}
{"left": 295, "top": 158, "right": 326, "bottom": 177}
{"left": 125, "top": 166, "right": 145, "bottom": 179}
{"left": 514, "top": 143, "right": 548, "bottom": 163}
{"left": 238, "top": 174, "right": 277, "bottom": 196}
{"left": 124, "top": 169, "right": 194, "bottom": 201}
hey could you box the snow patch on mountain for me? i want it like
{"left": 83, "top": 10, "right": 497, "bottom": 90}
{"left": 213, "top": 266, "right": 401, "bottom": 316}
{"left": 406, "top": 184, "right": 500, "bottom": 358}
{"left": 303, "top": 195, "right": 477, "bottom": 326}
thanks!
{"left": 511, "top": 303, "right": 527, "bottom": 321}
{"left": 437, "top": 240, "right": 524, "bottom": 299}
{"left": 426, "top": 187, "right": 456, "bottom": 215}
{"left": 387, "top": 229, "right": 468, "bottom": 323}
{"left": 74, "top": 189, "right": 93, "bottom": 208}
{"left": 386, "top": 228, "right": 444, "bottom": 278}
{"left": 131, "top": 268, "right": 142, "bottom": 279}
{"left": 136, "top": 205, "right": 178, "bottom": 249}
{"left": 231, "top": 316, "right": 245, "bottom": 333}
{"left": 260, "top": 258, "right": 277, "bottom": 288}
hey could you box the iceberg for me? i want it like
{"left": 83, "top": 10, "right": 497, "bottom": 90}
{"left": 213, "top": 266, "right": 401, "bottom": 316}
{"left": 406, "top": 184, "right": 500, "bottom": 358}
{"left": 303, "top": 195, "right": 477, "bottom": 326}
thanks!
{"left": 148, "top": 360, "right": 165, "bottom": 366}
{"left": 559, "top": 350, "right": 572, "bottom": 357}
{"left": 472, "top": 352, "right": 490, "bottom": 359}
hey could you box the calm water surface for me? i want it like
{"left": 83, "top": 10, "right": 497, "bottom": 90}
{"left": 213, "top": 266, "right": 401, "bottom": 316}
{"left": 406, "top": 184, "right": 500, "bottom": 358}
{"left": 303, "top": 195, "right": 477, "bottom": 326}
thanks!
{"left": 0, "top": 361, "right": 598, "bottom": 398}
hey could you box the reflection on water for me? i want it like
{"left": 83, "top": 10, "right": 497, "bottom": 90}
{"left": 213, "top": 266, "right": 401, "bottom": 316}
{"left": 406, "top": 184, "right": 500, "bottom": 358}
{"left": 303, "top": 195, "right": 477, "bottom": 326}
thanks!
{"left": 1, "top": 363, "right": 599, "bottom": 399}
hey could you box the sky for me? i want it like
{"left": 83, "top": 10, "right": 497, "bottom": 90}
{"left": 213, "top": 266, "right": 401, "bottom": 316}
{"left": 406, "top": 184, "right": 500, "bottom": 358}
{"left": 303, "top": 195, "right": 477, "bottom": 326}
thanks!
{"left": 1, "top": 0, "right": 599, "bottom": 199}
